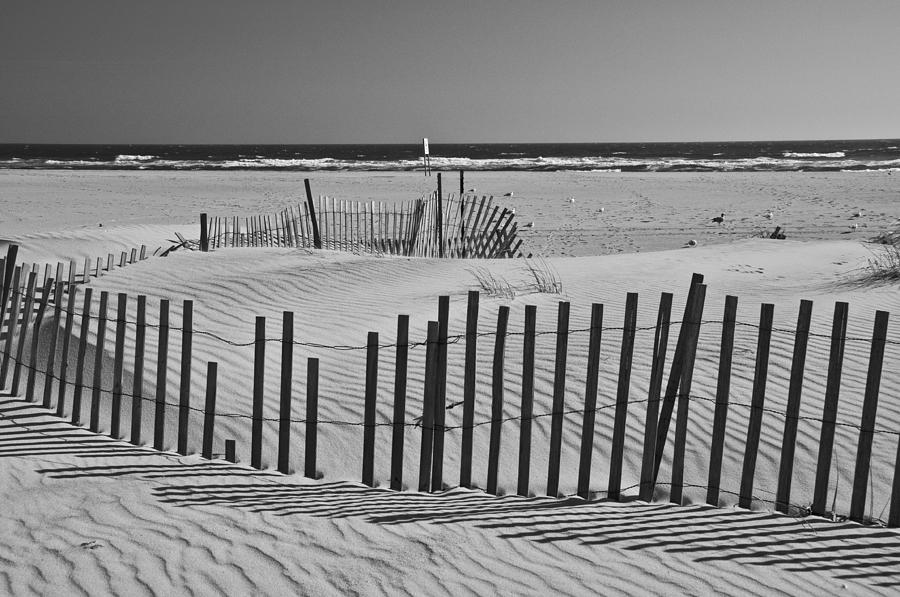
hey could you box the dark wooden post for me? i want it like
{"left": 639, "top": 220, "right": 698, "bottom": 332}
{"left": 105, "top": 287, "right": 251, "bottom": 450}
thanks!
{"left": 177, "top": 300, "right": 193, "bottom": 455}
{"left": 88, "top": 291, "right": 109, "bottom": 432}
{"left": 71, "top": 287, "right": 93, "bottom": 425}
{"left": 486, "top": 306, "right": 510, "bottom": 495}
{"left": 200, "top": 213, "right": 209, "bottom": 252}
{"left": 436, "top": 173, "right": 444, "bottom": 258}
{"left": 517, "top": 305, "right": 537, "bottom": 497}
{"left": 391, "top": 315, "right": 410, "bottom": 490}
{"left": 305, "top": 179, "right": 322, "bottom": 249}
{"left": 110, "top": 293, "right": 128, "bottom": 438}
{"left": 608, "top": 292, "right": 638, "bottom": 500}
{"left": 202, "top": 361, "right": 218, "bottom": 459}
{"left": 11, "top": 271, "right": 37, "bottom": 394}
{"left": 775, "top": 299, "right": 813, "bottom": 514}
{"left": 459, "top": 170, "right": 464, "bottom": 198}
{"left": 547, "top": 301, "right": 571, "bottom": 497}
{"left": 812, "top": 302, "right": 848, "bottom": 516}
{"left": 459, "top": 291, "right": 479, "bottom": 488}
{"left": 363, "top": 331, "right": 379, "bottom": 487}
{"left": 1, "top": 244, "right": 17, "bottom": 312}
{"left": 55, "top": 285, "right": 79, "bottom": 418}
{"left": 671, "top": 284, "right": 706, "bottom": 505}
{"left": 738, "top": 303, "right": 775, "bottom": 509}
{"left": 278, "top": 311, "right": 294, "bottom": 474}
{"left": 25, "top": 277, "right": 54, "bottom": 402}
{"left": 251, "top": 316, "right": 266, "bottom": 469}
{"left": 418, "top": 321, "right": 440, "bottom": 492}
{"left": 577, "top": 303, "right": 604, "bottom": 500}
{"left": 225, "top": 439, "right": 236, "bottom": 463}
{"left": 305, "top": 357, "right": 319, "bottom": 479}
{"left": 705, "top": 295, "right": 738, "bottom": 506}
{"left": 153, "top": 299, "right": 170, "bottom": 450}
{"left": 639, "top": 292, "right": 673, "bottom": 502}
{"left": 130, "top": 295, "right": 147, "bottom": 445}
{"left": 849, "top": 310, "right": 889, "bottom": 522}
{"left": 41, "top": 276, "right": 64, "bottom": 408}
{"left": 431, "top": 296, "right": 449, "bottom": 492}
{"left": 0, "top": 266, "right": 22, "bottom": 388}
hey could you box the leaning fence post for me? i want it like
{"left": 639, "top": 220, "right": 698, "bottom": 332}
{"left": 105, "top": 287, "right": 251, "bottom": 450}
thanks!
{"left": 486, "top": 307, "right": 510, "bottom": 495}
{"left": 251, "top": 316, "right": 266, "bottom": 469}
{"left": 639, "top": 292, "right": 673, "bottom": 502}
{"left": 812, "top": 301, "right": 849, "bottom": 516}
{"left": 459, "top": 291, "right": 479, "bottom": 489}
{"left": 775, "top": 299, "right": 813, "bottom": 514}
{"left": 177, "top": 300, "right": 193, "bottom": 455}
{"left": 608, "top": 292, "right": 638, "bottom": 500}
{"left": 153, "top": 299, "right": 170, "bottom": 450}
{"left": 547, "top": 300, "right": 571, "bottom": 497}
{"left": 89, "top": 291, "right": 109, "bottom": 432}
{"left": 390, "top": 315, "right": 410, "bottom": 491}
{"left": 418, "top": 321, "right": 440, "bottom": 492}
{"left": 363, "top": 331, "right": 379, "bottom": 487}
{"left": 25, "top": 277, "right": 54, "bottom": 402}
{"left": 110, "top": 293, "right": 128, "bottom": 438}
{"left": 849, "top": 310, "right": 889, "bottom": 522}
{"left": 55, "top": 285, "right": 79, "bottom": 418}
{"left": 305, "top": 179, "right": 322, "bottom": 249}
{"left": 71, "top": 288, "right": 93, "bottom": 426}
{"left": 577, "top": 303, "right": 604, "bottom": 500}
{"left": 278, "top": 311, "right": 294, "bottom": 474}
{"left": 202, "top": 361, "right": 218, "bottom": 459}
{"left": 705, "top": 295, "right": 738, "bottom": 506}
{"left": 130, "top": 295, "right": 147, "bottom": 445}
{"left": 0, "top": 266, "right": 23, "bottom": 388}
{"left": 305, "top": 357, "right": 319, "bottom": 479}
{"left": 738, "top": 303, "right": 775, "bottom": 509}
{"left": 517, "top": 304, "right": 537, "bottom": 497}
{"left": 200, "top": 213, "right": 209, "bottom": 252}
{"left": 41, "top": 274, "right": 65, "bottom": 408}
{"left": 11, "top": 271, "right": 38, "bottom": 395}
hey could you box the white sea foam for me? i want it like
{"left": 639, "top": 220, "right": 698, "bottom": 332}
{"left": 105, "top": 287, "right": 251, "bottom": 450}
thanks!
{"left": 115, "top": 154, "right": 156, "bottom": 162}
{"left": 782, "top": 151, "right": 846, "bottom": 158}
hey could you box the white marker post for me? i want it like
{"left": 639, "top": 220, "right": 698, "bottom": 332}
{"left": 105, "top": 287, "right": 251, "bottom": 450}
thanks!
{"left": 423, "top": 137, "right": 431, "bottom": 176}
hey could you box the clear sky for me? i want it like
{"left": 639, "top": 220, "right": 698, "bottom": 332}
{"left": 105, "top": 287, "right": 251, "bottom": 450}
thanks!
{"left": 2, "top": 0, "right": 899, "bottom": 144}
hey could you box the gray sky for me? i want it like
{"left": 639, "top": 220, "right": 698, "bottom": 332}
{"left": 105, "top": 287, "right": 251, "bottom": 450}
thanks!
{"left": 2, "top": 0, "right": 899, "bottom": 143}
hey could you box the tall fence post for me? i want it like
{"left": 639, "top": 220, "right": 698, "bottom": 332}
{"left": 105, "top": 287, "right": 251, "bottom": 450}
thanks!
{"left": 576, "top": 303, "right": 604, "bottom": 500}
{"left": 199, "top": 213, "right": 209, "bottom": 252}
{"left": 849, "top": 310, "right": 889, "bottom": 522}
{"left": 459, "top": 291, "right": 479, "bottom": 488}
{"left": 738, "top": 303, "right": 775, "bottom": 509}
{"left": 639, "top": 292, "right": 673, "bottom": 502}
{"left": 88, "top": 291, "right": 109, "bottom": 432}
{"left": 486, "top": 306, "right": 510, "bottom": 495}
{"left": 41, "top": 275, "right": 64, "bottom": 408}
{"left": 153, "top": 299, "right": 170, "bottom": 450}
{"left": 775, "top": 299, "right": 813, "bottom": 514}
{"left": 251, "top": 316, "right": 266, "bottom": 469}
{"left": 418, "top": 321, "right": 440, "bottom": 492}
{"left": 71, "top": 288, "right": 93, "bottom": 426}
{"left": 547, "top": 301, "right": 571, "bottom": 497}
{"left": 0, "top": 266, "right": 22, "bottom": 388}
{"left": 110, "top": 293, "right": 128, "bottom": 438}
{"left": 431, "top": 296, "right": 449, "bottom": 491}
{"left": 278, "top": 311, "right": 294, "bottom": 474}
{"left": 390, "top": 315, "right": 409, "bottom": 491}
{"left": 25, "top": 277, "right": 54, "bottom": 402}
{"left": 436, "top": 173, "right": 444, "bottom": 258}
{"left": 608, "top": 292, "right": 638, "bottom": 500}
{"left": 11, "top": 271, "right": 38, "bottom": 395}
{"left": 202, "top": 361, "right": 218, "bottom": 459}
{"left": 55, "top": 285, "right": 79, "bottom": 418}
{"left": 706, "top": 295, "right": 738, "bottom": 506}
{"left": 305, "top": 178, "right": 322, "bottom": 249}
{"left": 177, "top": 300, "right": 193, "bottom": 455}
{"left": 517, "top": 305, "right": 537, "bottom": 497}
{"left": 130, "top": 295, "right": 147, "bottom": 445}
{"left": 305, "top": 357, "right": 319, "bottom": 479}
{"left": 363, "top": 331, "right": 379, "bottom": 487}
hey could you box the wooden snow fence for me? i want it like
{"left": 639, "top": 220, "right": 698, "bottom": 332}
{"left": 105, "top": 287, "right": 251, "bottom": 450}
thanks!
{"left": 200, "top": 179, "right": 523, "bottom": 258}
{"left": 5, "top": 244, "right": 900, "bottom": 526}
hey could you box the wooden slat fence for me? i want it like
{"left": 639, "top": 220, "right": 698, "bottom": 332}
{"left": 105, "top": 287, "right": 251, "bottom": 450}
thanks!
{"left": 4, "top": 242, "right": 900, "bottom": 528}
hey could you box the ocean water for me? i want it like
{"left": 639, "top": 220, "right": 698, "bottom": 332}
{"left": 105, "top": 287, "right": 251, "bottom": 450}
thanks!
{"left": 1, "top": 140, "right": 899, "bottom": 172}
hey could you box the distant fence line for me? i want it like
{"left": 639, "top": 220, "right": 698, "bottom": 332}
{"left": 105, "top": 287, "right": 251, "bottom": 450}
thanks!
{"left": 2, "top": 245, "right": 900, "bottom": 527}
{"left": 197, "top": 178, "right": 523, "bottom": 259}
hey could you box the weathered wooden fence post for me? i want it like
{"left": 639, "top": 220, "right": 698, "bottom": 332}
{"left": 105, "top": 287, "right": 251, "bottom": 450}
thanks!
{"left": 278, "top": 311, "right": 294, "bottom": 474}
{"left": 153, "top": 299, "right": 170, "bottom": 450}
{"left": 71, "top": 288, "right": 93, "bottom": 426}
{"left": 11, "top": 272, "right": 38, "bottom": 395}
{"left": 177, "top": 300, "right": 193, "bottom": 455}
{"left": 390, "top": 315, "right": 409, "bottom": 491}
{"left": 25, "top": 278, "right": 54, "bottom": 402}
{"left": 608, "top": 293, "right": 638, "bottom": 500}
{"left": 546, "top": 301, "right": 571, "bottom": 497}
{"left": 305, "top": 357, "right": 319, "bottom": 479}
{"left": 305, "top": 179, "right": 322, "bottom": 249}
{"left": 41, "top": 274, "right": 64, "bottom": 408}
{"left": 130, "top": 295, "right": 147, "bottom": 445}
{"left": 517, "top": 305, "right": 537, "bottom": 497}
{"left": 577, "top": 303, "right": 604, "bottom": 500}
{"left": 459, "top": 291, "right": 479, "bottom": 489}
{"left": 705, "top": 295, "right": 737, "bottom": 506}
{"left": 486, "top": 306, "right": 510, "bottom": 495}
{"left": 738, "top": 303, "right": 775, "bottom": 509}
{"left": 202, "top": 361, "right": 218, "bottom": 459}
{"left": 362, "top": 331, "right": 379, "bottom": 487}
{"left": 88, "top": 291, "right": 109, "bottom": 432}
{"left": 849, "top": 310, "right": 889, "bottom": 522}
{"left": 639, "top": 292, "right": 673, "bottom": 502}
{"left": 0, "top": 266, "right": 22, "bottom": 388}
{"left": 251, "top": 316, "right": 266, "bottom": 469}
{"left": 418, "top": 321, "right": 440, "bottom": 492}
{"left": 55, "top": 285, "right": 79, "bottom": 418}
{"left": 775, "top": 299, "right": 813, "bottom": 514}
{"left": 431, "top": 296, "right": 449, "bottom": 492}
{"left": 110, "top": 293, "right": 128, "bottom": 437}
{"left": 200, "top": 213, "right": 209, "bottom": 252}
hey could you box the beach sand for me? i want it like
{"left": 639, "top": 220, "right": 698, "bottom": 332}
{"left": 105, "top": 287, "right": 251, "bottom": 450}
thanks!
{"left": 2, "top": 169, "right": 900, "bottom": 594}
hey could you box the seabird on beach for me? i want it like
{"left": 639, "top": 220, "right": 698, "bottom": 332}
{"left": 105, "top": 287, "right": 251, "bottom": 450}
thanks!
{"left": 599, "top": 207, "right": 605, "bottom": 213}
{"left": 851, "top": 209, "right": 864, "bottom": 218}
{"left": 849, "top": 223, "right": 859, "bottom": 230}
{"left": 686, "top": 239, "right": 698, "bottom": 247}
{"left": 764, "top": 211, "right": 774, "bottom": 219}
{"left": 524, "top": 221, "right": 534, "bottom": 228}
{"left": 566, "top": 197, "right": 575, "bottom": 203}
{"left": 711, "top": 213, "right": 725, "bottom": 224}
{"left": 504, "top": 192, "right": 515, "bottom": 197}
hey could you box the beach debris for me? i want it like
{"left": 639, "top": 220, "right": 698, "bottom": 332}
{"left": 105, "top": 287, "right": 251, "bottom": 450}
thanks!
{"left": 852, "top": 209, "right": 865, "bottom": 218}
{"left": 764, "top": 211, "right": 774, "bottom": 219}
{"left": 599, "top": 207, "right": 605, "bottom": 213}
{"left": 524, "top": 221, "right": 534, "bottom": 228}
{"left": 504, "top": 191, "right": 515, "bottom": 197}
{"left": 769, "top": 226, "right": 787, "bottom": 240}
{"left": 510, "top": 208, "right": 516, "bottom": 215}
{"left": 98, "top": 223, "right": 103, "bottom": 227}
{"left": 466, "top": 188, "right": 476, "bottom": 192}
{"left": 686, "top": 239, "right": 698, "bottom": 247}
{"left": 160, "top": 232, "right": 200, "bottom": 256}
{"left": 711, "top": 212, "right": 725, "bottom": 224}
{"left": 566, "top": 197, "right": 576, "bottom": 203}
{"left": 850, "top": 223, "right": 859, "bottom": 230}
